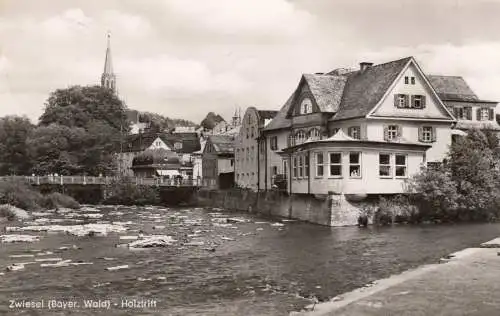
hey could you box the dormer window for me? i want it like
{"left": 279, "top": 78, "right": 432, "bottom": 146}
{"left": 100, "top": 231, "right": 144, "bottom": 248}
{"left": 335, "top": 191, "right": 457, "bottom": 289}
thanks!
{"left": 308, "top": 128, "right": 320, "bottom": 140}
{"left": 299, "top": 98, "right": 313, "bottom": 115}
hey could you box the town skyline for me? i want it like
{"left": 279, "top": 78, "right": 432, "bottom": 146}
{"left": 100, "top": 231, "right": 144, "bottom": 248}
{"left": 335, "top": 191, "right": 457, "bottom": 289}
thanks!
{"left": 1, "top": 0, "right": 500, "bottom": 124}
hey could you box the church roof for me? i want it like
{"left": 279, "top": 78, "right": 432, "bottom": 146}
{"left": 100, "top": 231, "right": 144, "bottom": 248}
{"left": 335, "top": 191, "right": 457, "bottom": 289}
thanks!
{"left": 103, "top": 33, "right": 114, "bottom": 75}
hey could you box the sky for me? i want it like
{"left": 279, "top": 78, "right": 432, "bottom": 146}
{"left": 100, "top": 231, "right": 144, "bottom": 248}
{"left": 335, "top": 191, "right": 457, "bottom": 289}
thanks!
{"left": 1, "top": 0, "right": 500, "bottom": 124}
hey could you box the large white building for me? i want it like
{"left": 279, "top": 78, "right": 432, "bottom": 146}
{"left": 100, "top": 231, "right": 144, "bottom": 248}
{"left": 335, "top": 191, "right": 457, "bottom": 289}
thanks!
{"left": 234, "top": 107, "right": 278, "bottom": 190}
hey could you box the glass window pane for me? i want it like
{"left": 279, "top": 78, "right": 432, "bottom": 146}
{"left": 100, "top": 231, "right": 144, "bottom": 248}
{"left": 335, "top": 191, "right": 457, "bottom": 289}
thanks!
{"left": 379, "top": 154, "right": 390, "bottom": 164}
{"left": 330, "top": 153, "right": 341, "bottom": 164}
{"left": 379, "top": 165, "right": 391, "bottom": 177}
{"left": 330, "top": 165, "right": 341, "bottom": 176}
{"left": 349, "top": 153, "right": 360, "bottom": 164}
{"left": 395, "top": 155, "right": 406, "bottom": 165}
{"left": 395, "top": 166, "right": 406, "bottom": 177}
{"left": 349, "top": 166, "right": 361, "bottom": 177}
{"left": 316, "top": 153, "right": 323, "bottom": 164}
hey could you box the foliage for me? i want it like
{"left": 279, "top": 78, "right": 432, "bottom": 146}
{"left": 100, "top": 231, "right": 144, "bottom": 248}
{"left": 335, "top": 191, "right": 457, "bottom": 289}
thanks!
{"left": 29, "top": 85, "right": 127, "bottom": 176}
{"left": 39, "top": 85, "right": 129, "bottom": 132}
{"left": 0, "top": 116, "right": 35, "bottom": 175}
{"left": 200, "top": 112, "right": 225, "bottom": 130}
{"left": 103, "top": 178, "right": 160, "bottom": 206}
{"left": 405, "top": 129, "right": 500, "bottom": 222}
{"left": 137, "top": 111, "right": 196, "bottom": 133}
{"left": 0, "top": 205, "right": 17, "bottom": 221}
{"left": 0, "top": 179, "right": 43, "bottom": 211}
{"left": 41, "top": 192, "right": 80, "bottom": 210}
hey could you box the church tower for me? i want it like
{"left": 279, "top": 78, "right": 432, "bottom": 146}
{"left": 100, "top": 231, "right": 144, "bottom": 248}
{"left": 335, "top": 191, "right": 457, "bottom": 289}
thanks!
{"left": 101, "top": 33, "right": 116, "bottom": 92}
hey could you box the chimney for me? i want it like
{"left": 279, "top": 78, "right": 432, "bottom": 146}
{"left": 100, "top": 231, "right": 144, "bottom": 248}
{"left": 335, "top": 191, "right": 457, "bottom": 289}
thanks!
{"left": 359, "top": 62, "right": 373, "bottom": 72}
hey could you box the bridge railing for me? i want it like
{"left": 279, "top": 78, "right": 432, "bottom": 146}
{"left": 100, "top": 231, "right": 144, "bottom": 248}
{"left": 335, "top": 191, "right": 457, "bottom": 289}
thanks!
{"left": 0, "top": 176, "right": 217, "bottom": 187}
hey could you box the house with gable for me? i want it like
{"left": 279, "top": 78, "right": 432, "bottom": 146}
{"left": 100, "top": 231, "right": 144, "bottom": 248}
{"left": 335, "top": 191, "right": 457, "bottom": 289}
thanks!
{"left": 261, "top": 57, "right": 457, "bottom": 196}
{"left": 202, "top": 135, "right": 235, "bottom": 189}
{"left": 427, "top": 75, "right": 500, "bottom": 139}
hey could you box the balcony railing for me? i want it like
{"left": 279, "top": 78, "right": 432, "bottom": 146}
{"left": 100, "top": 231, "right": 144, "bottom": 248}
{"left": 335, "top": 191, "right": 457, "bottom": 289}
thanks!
{"left": 0, "top": 176, "right": 215, "bottom": 187}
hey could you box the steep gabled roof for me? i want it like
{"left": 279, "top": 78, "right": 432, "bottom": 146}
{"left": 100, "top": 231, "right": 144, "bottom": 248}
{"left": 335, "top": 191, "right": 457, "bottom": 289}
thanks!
{"left": 332, "top": 57, "right": 412, "bottom": 121}
{"left": 427, "top": 75, "right": 478, "bottom": 101}
{"left": 303, "top": 74, "right": 347, "bottom": 112}
{"left": 207, "top": 135, "right": 235, "bottom": 154}
{"left": 257, "top": 110, "right": 278, "bottom": 120}
{"left": 123, "top": 132, "right": 200, "bottom": 154}
{"left": 262, "top": 94, "right": 295, "bottom": 131}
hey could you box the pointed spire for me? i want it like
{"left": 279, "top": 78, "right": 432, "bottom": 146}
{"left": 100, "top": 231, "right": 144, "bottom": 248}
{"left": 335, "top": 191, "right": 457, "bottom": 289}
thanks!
{"left": 101, "top": 31, "right": 116, "bottom": 92}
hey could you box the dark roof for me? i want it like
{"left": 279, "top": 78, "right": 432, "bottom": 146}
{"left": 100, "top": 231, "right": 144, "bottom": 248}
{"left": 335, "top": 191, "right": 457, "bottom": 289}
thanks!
{"left": 262, "top": 94, "right": 295, "bottom": 131}
{"left": 331, "top": 57, "right": 412, "bottom": 121}
{"left": 257, "top": 110, "right": 278, "bottom": 120}
{"left": 303, "top": 74, "right": 347, "bottom": 112}
{"left": 427, "top": 75, "right": 478, "bottom": 101}
{"left": 123, "top": 132, "right": 200, "bottom": 153}
{"left": 207, "top": 135, "right": 235, "bottom": 154}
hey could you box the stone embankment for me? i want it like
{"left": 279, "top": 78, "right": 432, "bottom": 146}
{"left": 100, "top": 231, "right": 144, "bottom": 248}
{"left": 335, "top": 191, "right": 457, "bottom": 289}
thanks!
{"left": 291, "top": 238, "right": 500, "bottom": 316}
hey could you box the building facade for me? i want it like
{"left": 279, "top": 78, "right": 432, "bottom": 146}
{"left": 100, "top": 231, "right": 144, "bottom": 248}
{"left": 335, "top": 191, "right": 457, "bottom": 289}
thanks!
{"left": 234, "top": 107, "right": 278, "bottom": 190}
{"left": 202, "top": 135, "right": 235, "bottom": 189}
{"left": 261, "top": 57, "right": 457, "bottom": 196}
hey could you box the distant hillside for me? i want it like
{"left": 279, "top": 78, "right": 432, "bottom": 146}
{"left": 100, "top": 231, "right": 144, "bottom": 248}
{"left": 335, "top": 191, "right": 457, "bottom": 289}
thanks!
{"left": 200, "top": 112, "right": 225, "bottom": 130}
{"left": 126, "top": 109, "right": 197, "bottom": 132}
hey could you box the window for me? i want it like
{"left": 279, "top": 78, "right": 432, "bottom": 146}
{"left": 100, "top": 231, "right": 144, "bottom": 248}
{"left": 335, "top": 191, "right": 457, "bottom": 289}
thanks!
{"left": 348, "top": 126, "right": 361, "bottom": 139}
{"left": 295, "top": 130, "right": 306, "bottom": 145}
{"left": 283, "top": 160, "right": 288, "bottom": 178}
{"left": 270, "top": 136, "right": 278, "bottom": 150}
{"left": 308, "top": 128, "right": 320, "bottom": 140}
{"left": 411, "top": 77, "right": 415, "bottom": 85}
{"left": 411, "top": 95, "right": 425, "bottom": 109}
{"left": 349, "top": 152, "right": 361, "bottom": 178}
{"left": 454, "top": 107, "right": 472, "bottom": 120}
{"left": 395, "top": 94, "right": 408, "bottom": 108}
{"left": 251, "top": 146, "right": 255, "bottom": 160}
{"left": 385, "top": 125, "right": 400, "bottom": 141}
{"left": 230, "top": 159, "right": 234, "bottom": 167}
{"left": 420, "top": 126, "right": 434, "bottom": 143}
{"left": 272, "top": 166, "right": 278, "bottom": 176}
{"left": 304, "top": 155, "right": 309, "bottom": 178}
{"left": 246, "top": 128, "right": 249, "bottom": 139}
{"left": 300, "top": 98, "right": 313, "bottom": 115}
{"left": 293, "top": 157, "right": 298, "bottom": 178}
{"left": 478, "top": 108, "right": 494, "bottom": 121}
{"left": 395, "top": 155, "right": 407, "bottom": 177}
{"left": 316, "top": 152, "right": 324, "bottom": 177}
{"left": 404, "top": 76, "right": 409, "bottom": 84}
{"left": 379, "top": 154, "right": 392, "bottom": 177}
{"left": 260, "top": 141, "right": 265, "bottom": 154}
{"left": 329, "top": 152, "right": 342, "bottom": 177}
{"left": 298, "top": 156, "right": 303, "bottom": 178}
{"left": 174, "top": 142, "right": 183, "bottom": 150}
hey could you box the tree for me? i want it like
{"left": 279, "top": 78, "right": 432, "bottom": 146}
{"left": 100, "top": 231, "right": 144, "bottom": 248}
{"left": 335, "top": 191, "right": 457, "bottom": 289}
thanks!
{"left": 138, "top": 111, "right": 196, "bottom": 133}
{"left": 39, "top": 85, "right": 129, "bottom": 132}
{"left": 28, "top": 124, "right": 87, "bottom": 175}
{"left": 0, "top": 116, "right": 34, "bottom": 175}
{"left": 200, "top": 112, "right": 225, "bottom": 130}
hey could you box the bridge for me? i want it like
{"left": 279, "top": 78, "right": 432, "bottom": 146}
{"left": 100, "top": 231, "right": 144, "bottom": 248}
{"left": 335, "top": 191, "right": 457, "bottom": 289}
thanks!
{"left": 0, "top": 176, "right": 215, "bottom": 187}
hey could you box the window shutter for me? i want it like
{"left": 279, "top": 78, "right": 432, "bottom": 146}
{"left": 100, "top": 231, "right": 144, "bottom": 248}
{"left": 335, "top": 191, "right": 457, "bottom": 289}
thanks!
{"left": 421, "top": 96, "right": 426, "bottom": 108}
{"left": 453, "top": 108, "right": 459, "bottom": 118}
{"left": 489, "top": 108, "right": 494, "bottom": 120}
{"left": 397, "top": 125, "right": 402, "bottom": 138}
{"left": 467, "top": 107, "right": 472, "bottom": 120}
{"left": 410, "top": 95, "right": 415, "bottom": 108}
{"left": 476, "top": 108, "right": 481, "bottom": 121}
{"left": 404, "top": 95, "right": 410, "bottom": 108}
{"left": 356, "top": 126, "right": 361, "bottom": 139}
{"left": 383, "top": 126, "right": 389, "bottom": 141}
{"left": 394, "top": 95, "right": 399, "bottom": 107}
{"left": 418, "top": 126, "right": 423, "bottom": 142}
{"left": 431, "top": 127, "right": 437, "bottom": 142}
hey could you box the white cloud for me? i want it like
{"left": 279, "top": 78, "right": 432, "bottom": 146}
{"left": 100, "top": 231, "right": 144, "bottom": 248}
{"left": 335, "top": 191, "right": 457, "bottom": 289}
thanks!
{"left": 164, "top": 0, "right": 315, "bottom": 38}
{"left": 40, "top": 8, "right": 93, "bottom": 37}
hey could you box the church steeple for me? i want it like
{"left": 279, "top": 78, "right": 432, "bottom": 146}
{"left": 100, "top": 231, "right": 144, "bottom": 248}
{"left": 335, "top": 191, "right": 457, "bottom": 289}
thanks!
{"left": 101, "top": 32, "right": 116, "bottom": 92}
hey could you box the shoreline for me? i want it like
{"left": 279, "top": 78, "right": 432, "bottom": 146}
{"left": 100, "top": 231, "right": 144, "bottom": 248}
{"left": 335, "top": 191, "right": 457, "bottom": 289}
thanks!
{"left": 291, "top": 237, "right": 500, "bottom": 316}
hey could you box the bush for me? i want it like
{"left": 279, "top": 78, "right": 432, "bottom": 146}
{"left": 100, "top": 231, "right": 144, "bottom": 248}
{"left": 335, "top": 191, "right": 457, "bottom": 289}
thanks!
{"left": 0, "top": 205, "right": 16, "bottom": 221}
{"left": 103, "top": 178, "right": 160, "bottom": 206}
{"left": 0, "top": 179, "right": 43, "bottom": 211}
{"left": 42, "top": 192, "right": 80, "bottom": 210}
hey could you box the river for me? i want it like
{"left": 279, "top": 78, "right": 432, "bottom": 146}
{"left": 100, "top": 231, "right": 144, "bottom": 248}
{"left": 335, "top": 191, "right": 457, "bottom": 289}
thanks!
{"left": 0, "top": 205, "right": 499, "bottom": 315}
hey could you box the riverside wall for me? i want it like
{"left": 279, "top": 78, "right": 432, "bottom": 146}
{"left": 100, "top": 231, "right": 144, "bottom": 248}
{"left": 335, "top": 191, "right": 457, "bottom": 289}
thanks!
{"left": 193, "top": 189, "right": 378, "bottom": 226}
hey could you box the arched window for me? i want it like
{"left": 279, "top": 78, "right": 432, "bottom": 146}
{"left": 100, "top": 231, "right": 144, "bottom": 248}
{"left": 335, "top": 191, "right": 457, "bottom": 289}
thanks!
{"left": 308, "top": 128, "right": 320, "bottom": 140}
{"left": 300, "top": 98, "right": 313, "bottom": 115}
{"left": 295, "top": 130, "right": 306, "bottom": 145}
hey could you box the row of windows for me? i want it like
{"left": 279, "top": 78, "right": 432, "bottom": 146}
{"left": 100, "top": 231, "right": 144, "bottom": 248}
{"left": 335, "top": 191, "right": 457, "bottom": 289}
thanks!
{"left": 236, "top": 172, "right": 255, "bottom": 180}
{"left": 394, "top": 94, "right": 426, "bottom": 109}
{"left": 287, "top": 152, "right": 408, "bottom": 179}
{"left": 235, "top": 146, "right": 255, "bottom": 161}
{"left": 454, "top": 107, "right": 494, "bottom": 121}
{"left": 404, "top": 76, "right": 416, "bottom": 85}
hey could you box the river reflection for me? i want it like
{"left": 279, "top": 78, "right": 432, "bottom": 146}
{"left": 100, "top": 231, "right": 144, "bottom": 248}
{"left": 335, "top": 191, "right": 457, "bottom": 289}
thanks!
{"left": 0, "top": 205, "right": 499, "bottom": 315}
